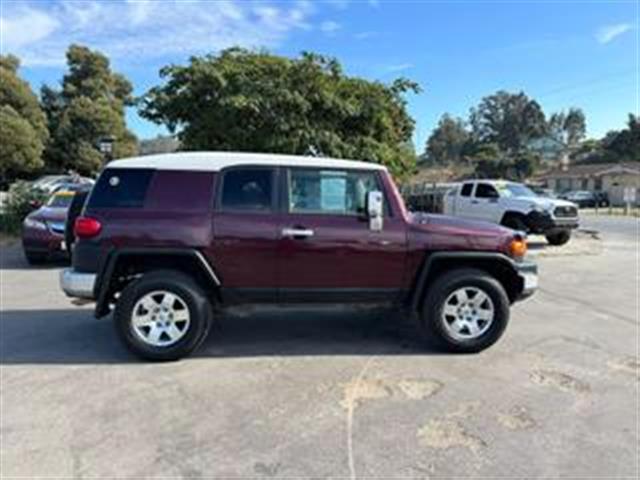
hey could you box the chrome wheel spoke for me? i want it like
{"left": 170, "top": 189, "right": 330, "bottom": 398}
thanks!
{"left": 477, "top": 308, "right": 493, "bottom": 321}
{"left": 166, "top": 323, "right": 183, "bottom": 341}
{"left": 454, "top": 289, "right": 469, "bottom": 304}
{"left": 173, "top": 309, "right": 189, "bottom": 322}
{"left": 467, "top": 320, "right": 481, "bottom": 336}
{"left": 443, "top": 304, "right": 458, "bottom": 318}
{"left": 161, "top": 293, "right": 177, "bottom": 310}
{"left": 472, "top": 291, "right": 489, "bottom": 308}
{"left": 146, "top": 324, "right": 163, "bottom": 344}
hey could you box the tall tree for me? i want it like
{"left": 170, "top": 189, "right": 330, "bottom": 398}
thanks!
{"left": 425, "top": 114, "right": 471, "bottom": 165}
{"left": 0, "top": 55, "right": 48, "bottom": 181}
{"left": 140, "top": 48, "right": 420, "bottom": 177}
{"left": 548, "top": 108, "right": 586, "bottom": 149}
{"left": 43, "top": 45, "right": 137, "bottom": 175}
{"left": 469, "top": 90, "right": 547, "bottom": 154}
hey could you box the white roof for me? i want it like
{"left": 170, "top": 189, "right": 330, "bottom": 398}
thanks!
{"left": 107, "top": 152, "right": 387, "bottom": 172}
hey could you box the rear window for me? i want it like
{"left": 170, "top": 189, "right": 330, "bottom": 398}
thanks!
{"left": 88, "top": 169, "right": 153, "bottom": 208}
{"left": 46, "top": 192, "right": 75, "bottom": 208}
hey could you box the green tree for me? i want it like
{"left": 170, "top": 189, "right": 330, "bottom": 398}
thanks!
{"left": 425, "top": 114, "right": 471, "bottom": 165}
{"left": 603, "top": 114, "right": 640, "bottom": 162}
{"left": 469, "top": 90, "right": 547, "bottom": 154}
{"left": 0, "top": 55, "right": 48, "bottom": 181}
{"left": 140, "top": 48, "right": 420, "bottom": 178}
{"left": 548, "top": 108, "right": 586, "bottom": 149}
{"left": 43, "top": 45, "right": 137, "bottom": 175}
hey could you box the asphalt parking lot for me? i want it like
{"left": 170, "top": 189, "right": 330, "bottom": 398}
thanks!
{"left": 1, "top": 216, "right": 638, "bottom": 479}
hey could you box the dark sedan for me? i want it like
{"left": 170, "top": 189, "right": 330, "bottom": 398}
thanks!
{"left": 21, "top": 190, "right": 75, "bottom": 264}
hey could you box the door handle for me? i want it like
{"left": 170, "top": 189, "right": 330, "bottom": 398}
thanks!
{"left": 471, "top": 200, "right": 479, "bottom": 204}
{"left": 282, "top": 227, "right": 314, "bottom": 239}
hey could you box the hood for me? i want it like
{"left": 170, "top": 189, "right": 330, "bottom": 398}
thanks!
{"left": 29, "top": 206, "right": 68, "bottom": 223}
{"left": 410, "top": 212, "right": 512, "bottom": 236}
{"left": 510, "top": 196, "right": 576, "bottom": 210}
{"left": 409, "top": 212, "right": 517, "bottom": 254}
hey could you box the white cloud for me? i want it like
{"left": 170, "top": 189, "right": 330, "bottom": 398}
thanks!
{"left": 354, "top": 31, "right": 377, "bottom": 40}
{"left": 0, "top": 6, "right": 59, "bottom": 51}
{"left": 383, "top": 63, "right": 413, "bottom": 73}
{"left": 596, "top": 23, "right": 632, "bottom": 44}
{"left": 320, "top": 20, "right": 341, "bottom": 35}
{"left": 0, "top": 0, "right": 317, "bottom": 66}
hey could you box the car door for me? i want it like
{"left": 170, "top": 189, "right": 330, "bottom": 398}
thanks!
{"left": 471, "top": 182, "right": 501, "bottom": 222}
{"left": 454, "top": 182, "right": 476, "bottom": 218}
{"left": 210, "top": 166, "right": 280, "bottom": 303}
{"left": 277, "top": 167, "right": 407, "bottom": 303}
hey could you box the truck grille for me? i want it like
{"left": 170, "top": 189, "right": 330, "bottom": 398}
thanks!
{"left": 554, "top": 206, "right": 577, "bottom": 218}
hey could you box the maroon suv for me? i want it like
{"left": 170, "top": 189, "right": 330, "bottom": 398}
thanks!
{"left": 60, "top": 152, "right": 537, "bottom": 361}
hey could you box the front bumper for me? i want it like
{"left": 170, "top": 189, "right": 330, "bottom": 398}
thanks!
{"left": 514, "top": 259, "right": 538, "bottom": 301}
{"left": 60, "top": 268, "right": 96, "bottom": 300}
{"left": 525, "top": 211, "right": 579, "bottom": 234}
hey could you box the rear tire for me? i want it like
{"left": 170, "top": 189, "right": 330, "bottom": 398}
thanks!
{"left": 114, "top": 270, "right": 213, "bottom": 361}
{"left": 545, "top": 230, "right": 571, "bottom": 246}
{"left": 420, "top": 268, "right": 510, "bottom": 353}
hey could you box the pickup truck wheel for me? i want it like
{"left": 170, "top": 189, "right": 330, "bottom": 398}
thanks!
{"left": 114, "top": 270, "right": 213, "bottom": 361}
{"left": 420, "top": 269, "right": 510, "bottom": 353}
{"left": 545, "top": 230, "right": 571, "bottom": 246}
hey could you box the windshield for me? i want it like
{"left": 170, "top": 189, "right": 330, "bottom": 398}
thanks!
{"left": 46, "top": 192, "right": 74, "bottom": 208}
{"left": 496, "top": 183, "right": 538, "bottom": 198}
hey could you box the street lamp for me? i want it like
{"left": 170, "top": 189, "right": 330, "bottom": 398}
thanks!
{"left": 98, "top": 135, "right": 115, "bottom": 164}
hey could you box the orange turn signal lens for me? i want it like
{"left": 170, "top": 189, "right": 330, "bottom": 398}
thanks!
{"left": 510, "top": 237, "right": 528, "bottom": 258}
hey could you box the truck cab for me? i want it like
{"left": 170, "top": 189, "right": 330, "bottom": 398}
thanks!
{"left": 443, "top": 180, "right": 579, "bottom": 245}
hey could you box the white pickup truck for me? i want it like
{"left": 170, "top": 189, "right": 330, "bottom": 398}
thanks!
{"left": 443, "top": 180, "right": 579, "bottom": 245}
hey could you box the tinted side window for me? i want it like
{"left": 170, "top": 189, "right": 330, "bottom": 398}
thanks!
{"left": 146, "top": 171, "right": 214, "bottom": 212}
{"left": 88, "top": 169, "right": 153, "bottom": 208}
{"left": 475, "top": 183, "right": 499, "bottom": 198}
{"left": 288, "top": 168, "right": 380, "bottom": 215}
{"left": 220, "top": 168, "right": 273, "bottom": 211}
{"left": 460, "top": 183, "right": 473, "bottom": 197}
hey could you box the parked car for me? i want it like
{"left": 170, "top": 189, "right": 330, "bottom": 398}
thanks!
{"left": 22, "top": 190, "right": 76, "bottom": 264}
{"left": 31, "top": 174, "right": 94, "bottom": 194}
{"left": 443, "top": 180, "right": 579, "bottom": 246}
{"left": 562, "top": 191, "right": 597, "bottom": 208}
{"left": 60, "top": 152, "right": 537, "bottom": 361}
{"left": 594, "top": 191, "right": 610, "bottom": 207}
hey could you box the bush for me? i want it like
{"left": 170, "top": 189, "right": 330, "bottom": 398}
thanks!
{"left": 0, "top": 181, "right": 48, "bottom": 235}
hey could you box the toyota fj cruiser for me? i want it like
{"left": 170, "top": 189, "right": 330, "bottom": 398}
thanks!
{"left": 60, "top": 152, "right": 537, "bottom": 361}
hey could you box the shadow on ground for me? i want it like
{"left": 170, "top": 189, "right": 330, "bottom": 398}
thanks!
{"left": 0, "top": 306, "right": 440, "bottom": 365}
{"left": 0, "top": 244, "right": 68, "bottom": 270}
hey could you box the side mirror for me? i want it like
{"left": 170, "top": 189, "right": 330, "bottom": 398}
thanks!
{"left": 367, "top": 190, "right": 384, "bottom": 231}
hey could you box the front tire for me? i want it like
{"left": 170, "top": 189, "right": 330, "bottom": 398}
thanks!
{"left": 420, "top": 269, "right": 510, "bottom": 353}
{"left": 114, "top": 270, "right": 213, "bottom": 361}
{"left": 545, "top": 230, "right": 571, "bottom": 246}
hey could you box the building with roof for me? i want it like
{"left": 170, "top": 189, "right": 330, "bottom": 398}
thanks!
{"left": 537, "top": 162, "right": 640, "bottom": 205}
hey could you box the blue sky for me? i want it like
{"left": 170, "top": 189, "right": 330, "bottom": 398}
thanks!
{"left": 1, "top": 0, "right": 637, "bottom": 151}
